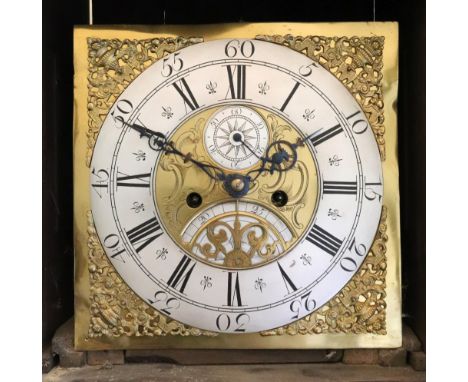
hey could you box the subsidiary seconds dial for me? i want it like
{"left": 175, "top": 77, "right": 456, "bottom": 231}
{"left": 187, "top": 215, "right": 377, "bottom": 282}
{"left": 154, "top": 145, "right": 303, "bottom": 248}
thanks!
{"left": 204, "top": 105, "right": 269, "bottom": 170}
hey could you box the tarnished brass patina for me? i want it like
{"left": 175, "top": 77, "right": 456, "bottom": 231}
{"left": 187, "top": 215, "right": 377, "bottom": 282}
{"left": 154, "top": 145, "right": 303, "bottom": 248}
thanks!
{"left": 74, "top": 23, "right": 401, "bottom": 349}
{"left": 154, "top": 105, "right": 317, "bottom": 269}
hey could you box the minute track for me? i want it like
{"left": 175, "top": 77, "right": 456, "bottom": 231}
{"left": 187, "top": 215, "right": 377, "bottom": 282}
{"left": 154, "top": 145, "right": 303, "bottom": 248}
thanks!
{"left": 91, "top": 39, "right": 382, "bottom": 333}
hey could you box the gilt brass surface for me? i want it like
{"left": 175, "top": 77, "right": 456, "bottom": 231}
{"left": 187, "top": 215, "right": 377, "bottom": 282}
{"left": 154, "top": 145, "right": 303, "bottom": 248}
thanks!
{"left": 74, "top": 22, "right": 400, "bottom": 349}
{"left": 154, "top": 105, "right": 317, "bottom": 269}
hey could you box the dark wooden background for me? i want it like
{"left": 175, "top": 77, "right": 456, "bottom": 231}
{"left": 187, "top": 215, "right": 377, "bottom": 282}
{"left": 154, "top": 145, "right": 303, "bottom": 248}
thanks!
{"left": 43, "top": 0, "right": 426, "bottom": 348}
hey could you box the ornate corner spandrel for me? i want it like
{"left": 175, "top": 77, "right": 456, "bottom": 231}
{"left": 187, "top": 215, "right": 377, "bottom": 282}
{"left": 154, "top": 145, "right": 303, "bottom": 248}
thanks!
{"left": 255, "top": 34, "right": 386, "bottom": 161}
{"left": 260, "top": 206, "right": 388, "bottom": 336}
{"left": 87, "top": 210, "right": 217, "bottom": 338}
{"left": 86, "top": 36, "right": 204, "bottom": 167}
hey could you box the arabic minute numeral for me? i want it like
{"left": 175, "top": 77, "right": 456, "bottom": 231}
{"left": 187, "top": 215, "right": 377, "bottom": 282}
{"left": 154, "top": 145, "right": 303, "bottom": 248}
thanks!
{"left": 215, "top": 313, "right": 250, "bottom": 332}
{"left": 346, "top": 110, "right": 369, "bottom": 134}
{"left": 348, "top": 237, "right": 367, "bottom": 257}
{"left": 91, "top": 168, "right": 109, "bottom": 198}
{"left": 289, "top": 291, "right": 316, "bottom": 320}
{"left": 161, "top": 52, "right": 183, "bottom": 77}
{"left": 340, "top": 238, "right": 368, "bottom": 272}
{"left": 299, "top": 62, "right": 318, "bottom": 77}
{"left": 110, "top": 99, "right": 133, "bottom": 128}
{"left": 364, "top": 178, "right": 383, "bottom": 202}
{"left": 148, "top": 291, "right": 180, "bottom": 316}
{"left": 224, "top": 40, "right": 255, "bottom": 58}
{"left": 103, "top": 233, "right": 126, "bottom": 262}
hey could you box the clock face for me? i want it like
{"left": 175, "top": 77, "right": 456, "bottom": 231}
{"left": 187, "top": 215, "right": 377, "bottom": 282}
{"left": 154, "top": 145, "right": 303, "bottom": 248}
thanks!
{"left": 90, "top": 39, "right": 383, "bottom": 333}
{"left": 204, "top": 105, "right": 269, "bottom": 170}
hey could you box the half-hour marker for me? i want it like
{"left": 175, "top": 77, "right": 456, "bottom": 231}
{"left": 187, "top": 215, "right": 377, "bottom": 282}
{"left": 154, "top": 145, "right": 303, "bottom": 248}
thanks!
{"left": 116, "top": 171, "right": 151, "bottom": 188}
{"left": 126, "top": 217, "right": 164, "bottom": 253}
{"left": 226, "top": 65, "right": 246, "bottom": 99}
{"left": 277, "top": 262, "right": 298, "bottom": 294}
{"left": 172, "top": 77, "right": 199, "bottom": 112}
{"left": 279, "top": 81, "right": 301, "bottom": 112}
{"left": 227, "top": 272, "right": 243, "bottom": 306}
{"left": 309, "top": 123, "right": 344, "bottom": 146}
{"left": 306, "top": 224, "right": 343, "bottom": 257}
{"left": 323, "top": 180, "right": 357, "bottom": 195}
{"left": 167, "top": 255, "right": 196, "bottom": 293}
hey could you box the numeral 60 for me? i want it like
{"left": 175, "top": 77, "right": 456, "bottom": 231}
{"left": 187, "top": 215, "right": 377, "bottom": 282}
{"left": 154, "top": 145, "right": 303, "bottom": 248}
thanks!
{"left": 224, "top": 40, "right": 255, "bottom": 58}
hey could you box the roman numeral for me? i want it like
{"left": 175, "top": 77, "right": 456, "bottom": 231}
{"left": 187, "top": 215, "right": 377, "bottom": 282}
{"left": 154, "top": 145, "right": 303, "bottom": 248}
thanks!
{"left": 172, "top": 77, "right": 199, "bottom": 112}
{"left": 306, "top": 224, "right": 343, "bottom": 257}
{"left": 126, "top": 217, "right": 164, "bottom": 253}
{"left": 226, "top": 65, "right": 246, "bottom": 99}
{"left": 279, "top": 81, "right": 301, "bottom": 112}
{"left": 277, "top": 262, "right": 298, "bottom": 294}
{"left": 323, "top": 180, "right": 357, "bottom": 195}
{"left": 167, "top": 255, "right": 196, "bottom": 293}
{"left": 309, "top": 123, "right": 344, "bottom": 146}
{"left": 227, "top": 272, "right": 243, "bottom": 306}
{"left": 116, "top": 171, "right": 151, "bottom": 188}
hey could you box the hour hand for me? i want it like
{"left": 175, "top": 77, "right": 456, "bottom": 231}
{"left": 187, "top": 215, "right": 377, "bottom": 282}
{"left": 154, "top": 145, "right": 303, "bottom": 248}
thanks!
{"left": 264, "top": 140, "right": 299, "bottom": 174}
{"left": 127, "top": 121, "right": 155, "bottom": 138}
{"left": 241, "top": 138, "right": 299, "bottom": 180}
{"left": 125, "top": 121, "right": 168, "bottom": 151}
{"left": 127, "top": 122, "right": 230, "bottom": 183}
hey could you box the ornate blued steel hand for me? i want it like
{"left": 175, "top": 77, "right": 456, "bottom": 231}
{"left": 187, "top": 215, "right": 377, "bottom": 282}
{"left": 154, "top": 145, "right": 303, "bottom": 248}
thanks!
{"left": 127, "top": 122, "right": 252, "bottom": 198}
{"left": 127, "top": 121, "right": 228, "bottom": 181}
{"left": 230, "top": 133, "right": 300, "bottom": 181}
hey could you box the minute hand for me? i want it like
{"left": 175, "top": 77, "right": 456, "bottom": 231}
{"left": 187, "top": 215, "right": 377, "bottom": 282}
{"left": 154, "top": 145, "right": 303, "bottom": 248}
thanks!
{"left": 234, "top": 135, "right": 299, "bottom": 180}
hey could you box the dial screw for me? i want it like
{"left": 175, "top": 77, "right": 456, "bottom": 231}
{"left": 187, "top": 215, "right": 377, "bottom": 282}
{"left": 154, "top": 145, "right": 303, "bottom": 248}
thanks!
{"left": 231, "top": 178, "right": 245, "bottom": 192}
{"left": 271, "top": 190, "right": 288, "bottom": 207}
{"left": 186, "top": 192, "right": 203, "bottom": 208}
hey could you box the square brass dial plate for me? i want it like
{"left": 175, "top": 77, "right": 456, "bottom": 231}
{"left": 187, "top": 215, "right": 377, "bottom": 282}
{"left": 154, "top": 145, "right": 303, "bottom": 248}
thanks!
{"left": 73, "top": 22, "right": 400, "bottom": 350}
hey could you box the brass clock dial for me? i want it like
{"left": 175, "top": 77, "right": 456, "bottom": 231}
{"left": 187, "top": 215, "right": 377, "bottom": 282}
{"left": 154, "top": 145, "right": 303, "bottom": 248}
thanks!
{"left": 90, "top": 39, "right": 383, "bottom": 333}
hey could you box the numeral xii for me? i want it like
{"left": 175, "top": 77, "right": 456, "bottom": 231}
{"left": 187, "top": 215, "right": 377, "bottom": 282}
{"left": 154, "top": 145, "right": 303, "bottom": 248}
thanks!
{"left": 226, "top": 65, "right": 246, "bottom": 99}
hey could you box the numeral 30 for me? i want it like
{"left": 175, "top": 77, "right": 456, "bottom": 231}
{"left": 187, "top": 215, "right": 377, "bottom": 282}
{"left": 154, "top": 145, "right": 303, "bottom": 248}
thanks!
{"left": 215, "top": 313, "right": 250, "bottom": 332}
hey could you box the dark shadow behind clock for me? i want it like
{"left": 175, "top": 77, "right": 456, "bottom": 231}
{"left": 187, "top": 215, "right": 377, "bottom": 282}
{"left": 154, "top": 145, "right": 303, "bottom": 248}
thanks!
{"left": 43, "top": 0, "right": 426, "bottom": 349}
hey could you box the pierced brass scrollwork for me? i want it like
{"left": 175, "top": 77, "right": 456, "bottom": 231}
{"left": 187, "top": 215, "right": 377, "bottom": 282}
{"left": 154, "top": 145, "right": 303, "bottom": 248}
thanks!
{"left": 86, "top": 35, "right": 388, "bottom": 338}
{"left": 256, "top": 34, "right": 386, "bottom": 160}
